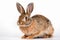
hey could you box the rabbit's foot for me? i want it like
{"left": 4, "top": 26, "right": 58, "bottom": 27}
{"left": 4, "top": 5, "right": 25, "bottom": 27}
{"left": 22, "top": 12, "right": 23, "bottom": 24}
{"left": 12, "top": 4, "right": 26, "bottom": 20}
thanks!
{"left": 43, "top": 34, "right": 52, "bottom": 38}
{"left": 26, "top": 35, "right": 34, "bottom": 39}
{"left": 22, "top": 35, "right": 28, "bottom": 39}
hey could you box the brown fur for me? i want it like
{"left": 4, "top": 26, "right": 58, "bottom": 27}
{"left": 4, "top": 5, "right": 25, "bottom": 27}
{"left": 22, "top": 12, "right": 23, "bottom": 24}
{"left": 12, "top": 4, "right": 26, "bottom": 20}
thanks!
{"left": 16, "top": 2, "right": 54, "bottom": 39}
{"left": 20, "top": 15, "right": 54, "bottom": 39}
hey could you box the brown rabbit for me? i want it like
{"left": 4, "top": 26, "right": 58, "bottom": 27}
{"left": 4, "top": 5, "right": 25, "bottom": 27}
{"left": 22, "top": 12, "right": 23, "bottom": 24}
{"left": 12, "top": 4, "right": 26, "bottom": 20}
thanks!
{"left": 16, "top": 2, "right": 54, "bottom": 39}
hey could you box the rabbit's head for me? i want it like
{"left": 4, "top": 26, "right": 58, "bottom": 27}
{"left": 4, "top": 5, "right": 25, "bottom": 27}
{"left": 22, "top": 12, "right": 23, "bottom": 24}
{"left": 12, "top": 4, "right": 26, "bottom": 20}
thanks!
{"left": 16, "top": 2, "right": 34, "bottom": 26}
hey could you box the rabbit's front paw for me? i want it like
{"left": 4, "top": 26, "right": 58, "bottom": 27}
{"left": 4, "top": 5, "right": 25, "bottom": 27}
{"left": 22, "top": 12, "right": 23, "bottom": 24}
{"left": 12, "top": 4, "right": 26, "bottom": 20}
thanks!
{"left": 26, "top": 35, "right": 34, "bottom": 39}
{"left": 22, "top": 35, "right": 28, "bottom": 39}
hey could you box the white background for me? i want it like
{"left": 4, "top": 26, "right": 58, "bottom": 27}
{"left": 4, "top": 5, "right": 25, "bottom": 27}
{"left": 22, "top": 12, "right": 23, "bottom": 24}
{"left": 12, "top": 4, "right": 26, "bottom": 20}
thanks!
{"left": 0, "top": 0, "right": 60, "bottom": 40}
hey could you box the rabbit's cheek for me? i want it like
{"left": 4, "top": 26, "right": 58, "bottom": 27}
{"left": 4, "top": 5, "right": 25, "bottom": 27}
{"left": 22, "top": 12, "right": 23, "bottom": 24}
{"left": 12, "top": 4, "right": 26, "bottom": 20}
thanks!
{"left": 20, "top": 21, "right": 25, "bottom": 25}
{"left": 20, "top": 22, "right": 23, "bottom": 25}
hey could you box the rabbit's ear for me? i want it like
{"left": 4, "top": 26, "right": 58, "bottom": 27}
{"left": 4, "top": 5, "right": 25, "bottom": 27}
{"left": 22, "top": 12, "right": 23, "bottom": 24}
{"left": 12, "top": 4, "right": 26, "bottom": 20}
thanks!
{"left": 16, "top": 2, "right": 25, "bottom": 14}
{"left": 26, "top": 3, "right": 34, "bottom": 16}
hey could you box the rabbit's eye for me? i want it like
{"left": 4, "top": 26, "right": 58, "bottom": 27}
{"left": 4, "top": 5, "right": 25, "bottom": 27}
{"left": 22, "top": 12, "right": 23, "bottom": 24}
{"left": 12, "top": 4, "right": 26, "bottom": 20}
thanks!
{"left": 25, "top": 17, "right": 28, "bottom": 21}
{"left": 25, "top": 17, "right": 27, "bottom": 19}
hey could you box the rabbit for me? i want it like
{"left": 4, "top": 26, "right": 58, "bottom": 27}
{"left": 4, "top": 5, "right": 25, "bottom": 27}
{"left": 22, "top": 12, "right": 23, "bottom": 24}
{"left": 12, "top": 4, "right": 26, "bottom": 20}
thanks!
{"left": 16, "top": 2, "right": 54, "bottom": 39}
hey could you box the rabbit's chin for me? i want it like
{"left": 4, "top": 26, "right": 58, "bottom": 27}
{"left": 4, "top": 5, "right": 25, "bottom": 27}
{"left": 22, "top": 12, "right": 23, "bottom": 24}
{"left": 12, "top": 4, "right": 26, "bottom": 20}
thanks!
{"left": 20, "top": 25, "right": 30, "bottom": 27}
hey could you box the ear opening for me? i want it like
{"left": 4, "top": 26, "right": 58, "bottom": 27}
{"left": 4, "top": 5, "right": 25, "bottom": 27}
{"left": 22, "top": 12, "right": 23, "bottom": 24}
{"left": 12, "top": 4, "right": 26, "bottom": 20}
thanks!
{"left": 26, "top": 3, "right": 34, "bottom": 16}
{"left": 16, "top": 2, "right": 25, "bottom": 14}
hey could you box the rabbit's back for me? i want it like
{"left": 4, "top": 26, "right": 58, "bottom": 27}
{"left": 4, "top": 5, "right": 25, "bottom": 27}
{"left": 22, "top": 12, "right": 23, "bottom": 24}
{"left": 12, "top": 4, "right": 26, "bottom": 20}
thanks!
{"left": 32, "top": 15, "right": 50, "bottom": 30}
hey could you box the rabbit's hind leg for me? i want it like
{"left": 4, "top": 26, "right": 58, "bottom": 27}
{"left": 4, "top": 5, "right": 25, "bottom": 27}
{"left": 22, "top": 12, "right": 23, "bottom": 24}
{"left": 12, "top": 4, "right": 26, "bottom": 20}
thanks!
{"left": 34, "top": 34, "right": 52, "bottom": 39}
